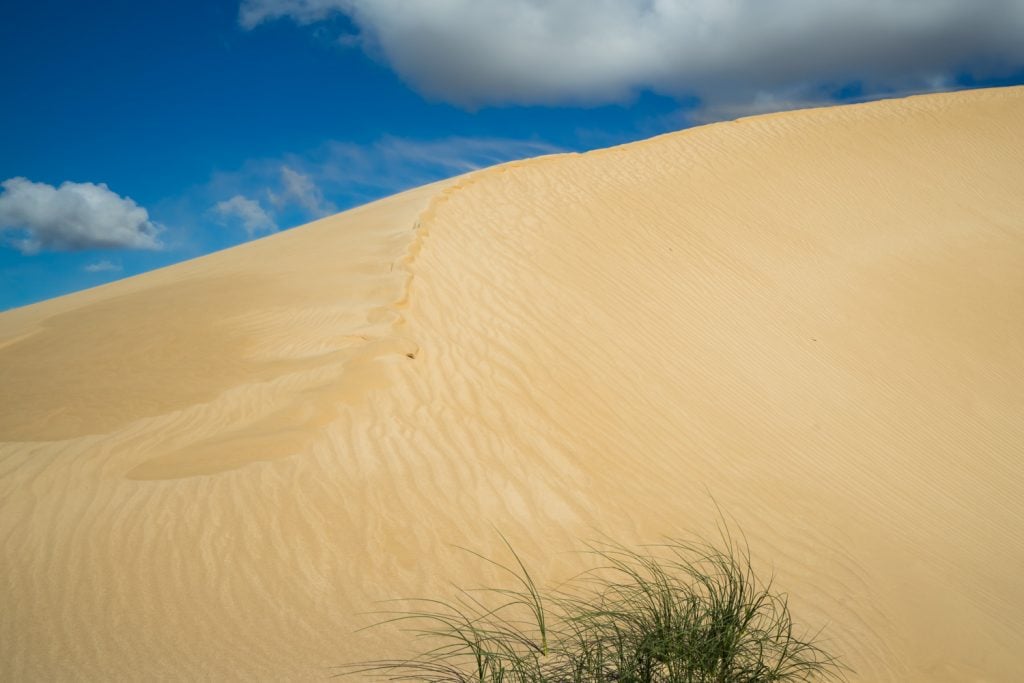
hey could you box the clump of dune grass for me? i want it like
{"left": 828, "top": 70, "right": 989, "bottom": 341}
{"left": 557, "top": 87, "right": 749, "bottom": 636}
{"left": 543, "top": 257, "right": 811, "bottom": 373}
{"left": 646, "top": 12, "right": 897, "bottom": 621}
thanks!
{"left": 339, "top": 528, "right": 845, "bottom": 682}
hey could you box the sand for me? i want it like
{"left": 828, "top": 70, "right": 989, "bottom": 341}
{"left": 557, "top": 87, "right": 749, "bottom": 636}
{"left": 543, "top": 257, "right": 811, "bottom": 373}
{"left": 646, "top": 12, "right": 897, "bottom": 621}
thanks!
{"left": 2, "top": 86, "right": 1023, "bottom": 681}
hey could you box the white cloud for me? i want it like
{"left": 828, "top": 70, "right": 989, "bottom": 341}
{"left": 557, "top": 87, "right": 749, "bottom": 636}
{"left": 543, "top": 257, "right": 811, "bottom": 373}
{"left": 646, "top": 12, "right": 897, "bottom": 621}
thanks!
{"left": 83, "top": 259, "right": 122, "bottom": 273}
{"left": 214, "top": 195, "right": 278, "bottom": 237}
{"left": 0, "top": 177, "right": 162, "bottom": 254}
{"left": 239, "top": 0, "right": 1024, "bottom": 113}
{"left": 270, "top": 166, "right": 336, "bottom": 216}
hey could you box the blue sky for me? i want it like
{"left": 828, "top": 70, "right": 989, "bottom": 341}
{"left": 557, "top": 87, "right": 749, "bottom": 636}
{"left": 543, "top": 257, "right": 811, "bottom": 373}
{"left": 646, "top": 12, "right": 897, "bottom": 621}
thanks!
{"left": 3, "top": 0, "right": 1023, "bottom": 310}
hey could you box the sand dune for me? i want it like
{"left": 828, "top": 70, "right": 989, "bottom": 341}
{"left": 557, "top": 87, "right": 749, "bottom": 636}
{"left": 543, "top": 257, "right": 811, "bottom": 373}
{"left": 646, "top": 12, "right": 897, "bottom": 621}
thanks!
{"left": 2, "top": 86, "right": 1023, "bottom": 681}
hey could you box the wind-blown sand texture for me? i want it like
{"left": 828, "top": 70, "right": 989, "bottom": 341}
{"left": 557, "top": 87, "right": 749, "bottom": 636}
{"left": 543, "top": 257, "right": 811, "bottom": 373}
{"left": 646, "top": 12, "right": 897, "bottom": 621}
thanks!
{"left": 2, "top": 87, "right": 1023, "bottom": 681}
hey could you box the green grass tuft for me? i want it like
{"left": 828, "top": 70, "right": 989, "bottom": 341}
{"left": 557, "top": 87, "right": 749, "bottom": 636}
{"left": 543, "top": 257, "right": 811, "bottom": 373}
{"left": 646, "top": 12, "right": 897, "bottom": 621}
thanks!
{"left": 339, "top": 527, "right": 846, "bottom": 682}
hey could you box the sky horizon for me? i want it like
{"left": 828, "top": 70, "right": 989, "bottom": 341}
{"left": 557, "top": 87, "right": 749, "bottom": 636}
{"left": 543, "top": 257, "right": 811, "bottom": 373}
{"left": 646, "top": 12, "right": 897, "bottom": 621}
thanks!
{"left": 3, "top": 0, "right": 1024, "bottom": 310}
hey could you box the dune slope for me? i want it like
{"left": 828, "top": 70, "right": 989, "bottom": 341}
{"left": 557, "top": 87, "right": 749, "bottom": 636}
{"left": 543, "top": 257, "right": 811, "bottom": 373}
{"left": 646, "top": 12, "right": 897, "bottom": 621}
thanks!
{"left": 2, "top": 87, "right": 1023, "bottom": 681}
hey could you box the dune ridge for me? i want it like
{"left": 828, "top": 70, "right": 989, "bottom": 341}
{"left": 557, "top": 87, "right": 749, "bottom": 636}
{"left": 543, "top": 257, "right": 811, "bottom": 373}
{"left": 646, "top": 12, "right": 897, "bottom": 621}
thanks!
{"left": 2, "top": 86, "right": 1023, "bottom": 681}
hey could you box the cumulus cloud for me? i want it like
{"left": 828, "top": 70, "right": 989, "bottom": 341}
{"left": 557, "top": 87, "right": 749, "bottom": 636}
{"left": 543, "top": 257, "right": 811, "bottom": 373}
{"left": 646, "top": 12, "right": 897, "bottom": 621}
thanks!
{"left": 240, "top": 0, "right": 1024, "bottom": 112}
{"left": 83, "top": 259, "right": 122, "bottom": 273}
{"left": 213, "top": 195, "right": 278, "bottom": 237}
{"left": 0, "top": 177, "right": 162, "bottom": 254}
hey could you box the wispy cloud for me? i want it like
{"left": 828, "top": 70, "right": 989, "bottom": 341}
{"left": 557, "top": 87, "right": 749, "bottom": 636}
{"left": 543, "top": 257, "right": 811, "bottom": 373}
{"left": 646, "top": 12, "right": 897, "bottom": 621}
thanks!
{"left": 302, "top": 135, "right": 563, "bottom": 200}
{"left": 240, "top": 0, "right": 1024, "bottom": 113}
{"left": 270, "top": 166, "right": 336, "bottom": 217}
{"left": 213, "top": 194, "right": 278, "bottom": 237}
{"left": 204, "top": 135, "right": 561, "bottom": 221}
{"left": 0, "top": 177, "right": 162, "bottom": 254}
{"left": 149, "top": 134, "right": 562, "bottom": 252}
{"left": 83, "top": 259, "right": 122, "bottom": 273}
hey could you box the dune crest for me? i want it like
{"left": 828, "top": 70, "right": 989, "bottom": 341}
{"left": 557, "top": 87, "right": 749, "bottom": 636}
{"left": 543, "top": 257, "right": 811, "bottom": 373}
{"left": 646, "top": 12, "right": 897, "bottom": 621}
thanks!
{"left": 2, "top": 87, "right": 1023, "bottom": 681}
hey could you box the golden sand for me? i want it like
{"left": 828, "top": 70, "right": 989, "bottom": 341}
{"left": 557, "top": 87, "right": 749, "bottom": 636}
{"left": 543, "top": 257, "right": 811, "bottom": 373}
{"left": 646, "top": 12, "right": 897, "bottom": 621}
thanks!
{"left": 2, "top": 87, "right": 1023, "bottom": 680}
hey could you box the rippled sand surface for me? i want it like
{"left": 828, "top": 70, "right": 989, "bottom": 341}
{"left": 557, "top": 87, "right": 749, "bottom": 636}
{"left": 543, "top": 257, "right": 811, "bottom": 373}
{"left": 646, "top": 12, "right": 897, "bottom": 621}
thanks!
{"left": 2, "top": 87, "right": 1023, "bottom": 681}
